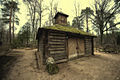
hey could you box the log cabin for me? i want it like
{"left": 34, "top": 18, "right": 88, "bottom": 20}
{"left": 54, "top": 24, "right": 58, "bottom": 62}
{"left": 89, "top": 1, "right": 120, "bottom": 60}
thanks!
{"left": 36, "top": 12, "right": 96, "bottom": 64}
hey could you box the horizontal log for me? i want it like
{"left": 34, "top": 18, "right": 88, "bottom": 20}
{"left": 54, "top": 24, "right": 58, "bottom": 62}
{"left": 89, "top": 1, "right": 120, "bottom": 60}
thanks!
{"left": 86, "top": 40, "right": 91, "bottom": 41}
{"left": 49, "top": 39, "right": 65, "bottom": 42}
{"left": 85, "top": 38, "right": 91, "bottom": 39}
{"left": 86, "top": 50, "right": 91, "bottom": 51}
{"left": 48, "top": 42, "right": 65, "bottom": 45}
{"left": 85, "top": 43, "right": 91, "bottom": 45}
{"left": 85, "top": 39, "right": 91, "bottom": 40}
{"left": 50, "top": 51, "right": 66, "bottom": 54}
{"left": 86, "top": 39, "right": 91, "bottom": 40}
{"left": 48, "top": 48, "right": 65, "bottom": 51}
{"left": 85, "top": 48, "right": 92, "bottom": 50}
{"left": 50, "top": 50, "right": 65, "bottom": 53}
{"left": 85, "top": 46, "right": 92, "bottom": 48}
{"left": 48, "top": 40, "right": 65, "bottom": 43}
{"left": 55, "top": 59, "right": 67, "bottom": 63}
{"left": 86, "top": 42, "right": 91, "bottom": 44}
{"left": 51, "top": 52, "right": 66, "bottom": 56}
{"left": 49, "top": 46, "right": 65, "bottom": 49}
{"left": 53, "top": 54, "right": 67, "bottom": 58}
{"left": 85, "top": 40, "right": 91, "bottom": 42}
{"left": 49, "top": 36, "right": 66, "bottom": 39}
{"left": 85, "top": 42, "right": 91, "bottom": 44}
{"left": 49, "top": 44, "right": 65, "bottom": 46}
{"left": 85, "top": 47, "right": 92, "bottom": 49}
{"left": 85, "top": 49, "right": 91, "bottom": 51}
{"left": 49, "top": 37, "right": 66, "bottom": 40}
{"left": 49, "top": 47, "right": 65, "bottom": 50}
{"left": 49, "top": 32, "right": 65, "bottom": 35}
{"left": 85, "top": 44, "right": 91, "bottom": 45}
{"left": 53, "top": 56, "right": 67, "bottom": 61}
{"left": 49, "top": 34, "right": 65, "bottom": 37}
{"left": 48, "top": 41, "right": 65, "bottom": 43}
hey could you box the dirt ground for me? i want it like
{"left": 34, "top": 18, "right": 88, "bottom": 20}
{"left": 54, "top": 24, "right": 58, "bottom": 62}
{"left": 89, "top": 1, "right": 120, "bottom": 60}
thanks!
{"left": 0, "top": 48, "right": 120, "bottom": 80}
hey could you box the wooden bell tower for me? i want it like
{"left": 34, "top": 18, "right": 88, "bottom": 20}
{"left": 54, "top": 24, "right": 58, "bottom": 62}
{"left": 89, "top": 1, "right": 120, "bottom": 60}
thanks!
{"left": 54, "top": 12, "right": 69, "bottom": 25}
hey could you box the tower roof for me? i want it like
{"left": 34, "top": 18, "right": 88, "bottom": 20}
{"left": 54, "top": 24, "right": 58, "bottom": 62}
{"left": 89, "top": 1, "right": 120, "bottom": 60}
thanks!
{"left": 54, "top": 12, "right": 69, "bottom": 19}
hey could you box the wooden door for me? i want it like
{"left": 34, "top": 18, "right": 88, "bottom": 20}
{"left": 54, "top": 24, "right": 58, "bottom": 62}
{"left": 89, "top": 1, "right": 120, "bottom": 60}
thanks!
{"left": 68, "top": 38, "right": 85, "bottom": 59}
{"left": 68, "top": 38, "right": 78, "bottom": 59}
{"left": 77, "top": 39, "right": 85, "bottom": 56}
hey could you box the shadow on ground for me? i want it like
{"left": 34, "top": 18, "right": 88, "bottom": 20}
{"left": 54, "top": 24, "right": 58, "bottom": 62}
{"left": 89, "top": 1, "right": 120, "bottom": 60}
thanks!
{"left": 0, "top": 50, "right": 23, "bottom": 80}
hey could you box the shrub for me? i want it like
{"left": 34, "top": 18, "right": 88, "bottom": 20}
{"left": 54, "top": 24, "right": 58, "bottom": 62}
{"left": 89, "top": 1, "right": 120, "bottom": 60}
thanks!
{"left": 46, "top": 63, "right": 59, "bottom": 75}
{"left": 46, "top": 57, "right": 59, "bottom": 75}
{"left": 11, "top": 39, "right": 22, "bottom": 48}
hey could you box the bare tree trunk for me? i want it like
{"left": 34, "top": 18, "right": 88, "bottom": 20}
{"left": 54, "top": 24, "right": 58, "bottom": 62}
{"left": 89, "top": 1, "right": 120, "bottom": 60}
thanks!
{"left": 27, "top": 26, "right": 29, "bottom": 46}
{"left": 100, "top": 30, "right": 103, "bottom": 45}
{"left": 74, "top": 1, "right": 81, "bottom": 29}
{"left": 39, "top": 14, "right": 41, "bottom": 27}
{"left": 12, "top": 13, "right": 15, "bottom": 40}
{"left": 86, "top": 15, "right": 89, "bottom": 32}
{"left": 39, "top": 0, "right": 42, "bottom": 28}
{"left": 32, "top": 5, "right": 36, "bottom": 42}
{"left": 9, "top": 7, "right": 12, "bottom": 45}
{"left": 35, "top": 18, "right": 39, "bottom": 31}
{"left": 50, "top": 0, "right": 53, "bottom": 26}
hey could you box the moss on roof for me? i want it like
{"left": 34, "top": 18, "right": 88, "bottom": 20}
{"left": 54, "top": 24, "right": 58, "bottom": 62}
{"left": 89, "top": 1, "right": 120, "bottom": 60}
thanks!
{"left": 42, "top": 24, "right": 95, "bottom": 36}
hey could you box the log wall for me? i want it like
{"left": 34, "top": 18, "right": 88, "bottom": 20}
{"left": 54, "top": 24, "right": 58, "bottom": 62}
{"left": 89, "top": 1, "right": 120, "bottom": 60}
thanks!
{"left": 47, "top": 31, "right": 67, "bottom": 63}
{"left": 38, "top": 31, "right": 45, "bottom": 64}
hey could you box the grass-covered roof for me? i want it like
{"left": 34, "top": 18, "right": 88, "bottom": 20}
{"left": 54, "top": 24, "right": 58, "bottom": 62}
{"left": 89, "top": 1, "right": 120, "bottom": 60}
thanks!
{"left": 41, "top": 24, "right": 95, "bottom": 37}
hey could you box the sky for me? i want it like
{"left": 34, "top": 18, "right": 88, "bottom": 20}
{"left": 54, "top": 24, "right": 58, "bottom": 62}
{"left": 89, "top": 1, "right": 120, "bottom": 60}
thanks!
{"left": 16, "top": 0, "right": 95, "bottom": 33}
{"left": 1, "top": 0, "right": 119, "bottom": 33}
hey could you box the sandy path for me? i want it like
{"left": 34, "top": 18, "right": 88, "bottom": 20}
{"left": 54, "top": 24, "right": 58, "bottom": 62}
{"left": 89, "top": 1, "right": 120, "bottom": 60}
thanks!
{"left": 3, "top": 48, "right": 39, "bottom": 80}
{"left": 1, "top": 49, "right": 120, "bottom": 80}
